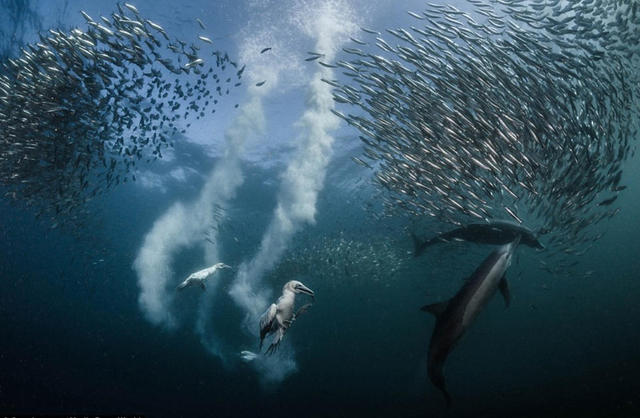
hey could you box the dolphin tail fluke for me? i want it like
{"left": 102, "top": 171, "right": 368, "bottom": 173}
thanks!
{"left": 442, "top": 389, "right": 453, "bottom": 409}
{"left": 429, "top": 362, "right": 452, "bottom": 408}
{"left": 412, "top": 233, "right": 441, "bottom": 257}
{"left": 411, "top": 233, "right": 424, "bottom": 257}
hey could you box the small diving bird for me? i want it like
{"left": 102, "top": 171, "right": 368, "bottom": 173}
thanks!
{"left": 259, "top": 280, "right": 314, "bottom": 355}
{"left": 176, "top": 262, "right": 231, "bottom": 291}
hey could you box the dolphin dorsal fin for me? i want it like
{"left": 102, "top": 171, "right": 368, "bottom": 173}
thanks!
{"left": 420, "top": 300, "right": 449, "bottom": 317}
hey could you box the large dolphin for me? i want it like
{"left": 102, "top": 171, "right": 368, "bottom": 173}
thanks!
{"left": 413, "top": 219, "right": 543, "bottom": 256}
{"left": 422, "top": 237, "right": 519, "bottom": 407}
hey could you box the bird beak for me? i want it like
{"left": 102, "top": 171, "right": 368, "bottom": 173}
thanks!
{"left": 297, "top": 283, "right": 315, "bottom": 300}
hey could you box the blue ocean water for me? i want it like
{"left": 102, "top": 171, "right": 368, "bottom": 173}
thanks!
{"left": 1, "top": 1, "right": 640, "bottom": 417}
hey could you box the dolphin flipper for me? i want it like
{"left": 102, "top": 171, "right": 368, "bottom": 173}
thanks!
{"left": 499, "top": 275, "right": 510, "bottom": 307}
{"left": 420, "top": 300, "right": 449, "bottom": 317}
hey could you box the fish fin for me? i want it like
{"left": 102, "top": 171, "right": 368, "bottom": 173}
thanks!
{"left": 420, "top": 300, "right": 448, "bottom": 317}
{"left": 499, "top": 275, "right": 510, "bottom": 308}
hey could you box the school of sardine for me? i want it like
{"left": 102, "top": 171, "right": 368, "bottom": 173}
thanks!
{"left": 0, "top": 3, "right": 242, "bottom": 225}
{"left": 328, "top": 0, "right": 640, "bottom": 255}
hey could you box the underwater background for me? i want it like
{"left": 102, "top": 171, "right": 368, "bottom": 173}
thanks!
{"left": 1, "top": 0, "right": 640, "bottom": 417}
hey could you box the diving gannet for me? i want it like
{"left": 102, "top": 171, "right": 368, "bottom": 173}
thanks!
{"left": 176, "top": 262, "right": 231, "bottom": 291}
{"left": 259, "top": 280, "right": 314, "bottom": 355}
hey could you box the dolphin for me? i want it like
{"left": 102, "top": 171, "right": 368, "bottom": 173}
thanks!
{"left": 412, "top": 219, "right": 543, "bottom": 256}
{"left": 259, "top": 280, "right": 314, "bottom": 355}
{"left": 422, "top": 237, "right": 520, "bottom": 407}
{"left": 176, "top": 262, "right": 231, "bottom": 291}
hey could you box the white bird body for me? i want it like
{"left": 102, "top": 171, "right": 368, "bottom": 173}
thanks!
{"left": 259, "top": 280, "right": 314, "bottom": 355}
{"left": 176, "top": 262, "right": 230, "bottom": 291}
{"left": 274, "top": 290, "right": 295, "bottom": 325}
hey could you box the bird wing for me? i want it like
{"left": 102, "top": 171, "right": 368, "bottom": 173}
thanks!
{"left": 265, "top": 327, "right": 286, "bottom": 356}
{"left": 259, "top": 303, "right": 278, "bottom": 349}
{"left": 190, "top": 269, "right": 207, "bottom": 280}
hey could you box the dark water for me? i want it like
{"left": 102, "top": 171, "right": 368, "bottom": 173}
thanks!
{"left": 2, "top": 1, "right": 640, "bottom": 417}
{"left": 2, "top": 146, "right": 640, "bottom": 417}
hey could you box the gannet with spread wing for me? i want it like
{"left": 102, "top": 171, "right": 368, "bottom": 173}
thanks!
{"left": 259, "top": 280, "right": 314, "bottom": 355}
